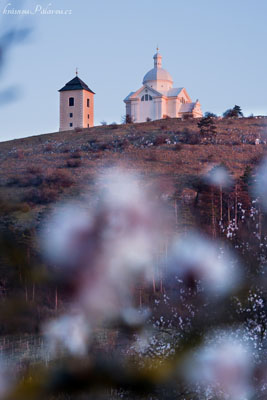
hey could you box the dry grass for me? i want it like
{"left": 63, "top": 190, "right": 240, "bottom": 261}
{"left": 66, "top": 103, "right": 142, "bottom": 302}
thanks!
{"left": 0, "top": 117, "right": 266, "bottom": 208}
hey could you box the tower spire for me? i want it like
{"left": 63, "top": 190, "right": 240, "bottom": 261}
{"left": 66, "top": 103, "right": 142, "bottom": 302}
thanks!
{"left": 76, "top": 67, "right": 79, "bottom": 76}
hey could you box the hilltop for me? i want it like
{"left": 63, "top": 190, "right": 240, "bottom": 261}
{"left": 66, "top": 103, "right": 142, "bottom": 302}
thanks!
{"left": 0, "top": 115, "right": 266, "bottom": 332}
{"left": 0, "top": 117, "right": 266, "bottom": 220}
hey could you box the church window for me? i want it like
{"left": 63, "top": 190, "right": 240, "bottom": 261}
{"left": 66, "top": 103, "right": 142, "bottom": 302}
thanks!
{"left": 87, "top": 99, "right": 90, "bottom": 107}
{"left": 88, "top": 114, "right": 90, "bottom": 119}
{"left": 70, "top": 123, "right": 73, "bottom": 127}
{"left": 69, "top": 113, "right": 73, "bottom": 118}
{"left": 141, "top": 95, "right": 153, "bottom": 101}
{"left": 69, "top": 97, "right": 74, "bottom": 106}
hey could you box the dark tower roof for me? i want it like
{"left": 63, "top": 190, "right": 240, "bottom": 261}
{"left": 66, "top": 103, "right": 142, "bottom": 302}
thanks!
{"left": 58, "top": 76, "right": 95, "bottom": 94}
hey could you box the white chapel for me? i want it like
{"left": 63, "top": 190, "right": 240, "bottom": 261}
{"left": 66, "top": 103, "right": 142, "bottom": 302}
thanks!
{"left": 124, "top": 50, "right": 202, "bottom": 122}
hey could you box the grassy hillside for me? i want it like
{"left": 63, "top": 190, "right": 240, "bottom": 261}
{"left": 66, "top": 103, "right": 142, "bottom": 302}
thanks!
{"left": 0, "top": 117, "right": 266, "bottom": 213}
{"left": 0, "top": 116, "right": 266, "bottom": 335}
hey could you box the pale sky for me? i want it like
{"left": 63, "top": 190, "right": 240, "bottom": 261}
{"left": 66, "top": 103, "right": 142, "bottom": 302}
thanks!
{"left": 1, "top": 0, "right": 267, "bottom": 142}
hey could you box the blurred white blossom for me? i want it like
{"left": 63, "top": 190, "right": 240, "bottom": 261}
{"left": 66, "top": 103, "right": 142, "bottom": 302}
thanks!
{"left": 168, "top": 232, "right": 241, "bottom": 295}
{"left": 121, "top": 307, "right": 150, "bottom": 327}
{"left": 40, "top": 168, "right": 164, "bottom": 325}
{"left": 204, "top": 165, "right": 233, "bottom": 189}
{"left": 184, "top": 332, "right": 254, "bottom": 400}
{"left": 253, "top": 158, "right": 267, "bottom": 211}
{"left": 40, "top": 203, "right": 93, "bottom": 268}
{"left": 43, "top": 313, "right": 91, "bottom": 356}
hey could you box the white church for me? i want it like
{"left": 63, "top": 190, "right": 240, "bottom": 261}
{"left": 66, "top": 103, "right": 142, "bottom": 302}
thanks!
{"left": 124, "top": 50, "right": 203, "bottom": 122}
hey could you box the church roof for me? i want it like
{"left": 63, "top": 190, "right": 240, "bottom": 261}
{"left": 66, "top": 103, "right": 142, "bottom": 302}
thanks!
{"left": 143, "top": 67, "right": 173, "bottom": 85}
{"left": 161, "top": 87, "right": 184, "bottom": 97}
{"left": 124, "top": 91, "right": 135, "bottom": 101}
{"left": 58, "top": 76, "right": 95, "bottom": 93}
{"left": 124, "top": 85, "right": 164, "bottom": 102}
{"left": 180, "top": 102, "right": 197, "bottom": 113}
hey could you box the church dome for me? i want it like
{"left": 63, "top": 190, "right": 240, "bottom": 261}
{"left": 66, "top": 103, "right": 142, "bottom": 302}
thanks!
{"left": 143, "top": 67, "right": 173, "bottom": 84}
{"left": 143, "top": 51, "right": 173, "bottom": 85}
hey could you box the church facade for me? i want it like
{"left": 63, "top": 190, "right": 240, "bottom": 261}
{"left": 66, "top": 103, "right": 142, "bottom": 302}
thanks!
{"left": 124, "top": 51, "right": 202, "bottom": 122}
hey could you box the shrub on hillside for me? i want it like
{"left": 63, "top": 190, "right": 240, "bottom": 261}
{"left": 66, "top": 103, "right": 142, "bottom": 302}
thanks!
{"left": 173, "top": 143, "right": 183, "bottom": 151}
{"left": 204, "top": 112, "right": 217, "bottom": 118}
{"left": 44, "top": 143, "right": 54, "bottom": 152}
{"left": 27, "top": 165, "right": 42, "bottom": 175}
{"left": 71, "top": 151, "right": 82, "bottom": 159}
{"left": 121, "top": 139, "right": 130, "bottom": 149}
{"left": 223, "top": 105, "right": 243, "bottom": 118}
{"left": 97, "top": 142, "right": 111, "bottom": 151}
{"left": 7, "top": 173, "right": 43, "bottom": 187}
{"left": 45, "top": 170, "right": 74, "bottom": 188}
{"left": 185, "top": 133, "right": 200, "bottom": 145}
{"left": 121, "top": 114, "right": 133, "bottom": 124}
{"left": 154, "top": 135, "right": 167, "bottom": 146}
{"left": 66, "top": 159, "right": 82, "bottom": 168}
{"left": 184, "top": 127, "right": 193, "bottom": 134}
{"left": 241, "top": 165, "right": 253, "bottom": 186}
{"left": 81, "top": 144, "right": 91, "bottom": 152}
{"left": 198, "top": 116, "right": 217, "bottom": 136}
{"left": 109, "top": 123, "right": 118, "bottom": 129}
{"left": 24, "top": 187, "right": 58, "bottom": 204}
{"left": 22, "top": 174, "right": 43, "bottom": 187}
{"left": 6, "top": 176, "right": 20, "bottom": 186}
{"left": 60, "top": 147, "right": 70, "bottom": 153}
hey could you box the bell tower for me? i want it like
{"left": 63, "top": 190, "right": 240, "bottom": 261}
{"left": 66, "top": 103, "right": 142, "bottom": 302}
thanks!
{"left": 59, "top": 72, "right": 95, "bottom": 131}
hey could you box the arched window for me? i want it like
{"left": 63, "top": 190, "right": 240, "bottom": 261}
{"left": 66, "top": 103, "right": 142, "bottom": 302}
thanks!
{"left": 69, "top": 97, "right": 74, "bottom": 106}
{"left": 87, "top": 99, "right": 90, "bottom": 107}
{"left": 180, "top": 97, "right": 185, "bottom": 104}
{"left": 141, "top": 95, "right": 153, "bottom": 101}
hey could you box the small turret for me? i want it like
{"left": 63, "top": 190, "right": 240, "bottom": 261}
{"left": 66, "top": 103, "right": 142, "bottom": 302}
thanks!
{"left": 153, "top": 48, "right": 162, "bottom": 68}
